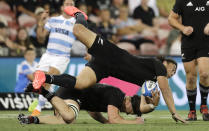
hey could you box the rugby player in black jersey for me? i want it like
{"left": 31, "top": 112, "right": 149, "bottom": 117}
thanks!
{"left": 31, "top": 6, "right": 186, "bottom": 123}
{"left": 18, "top": 83, "right": 160, "bottom": 124}
{"left": 168, "top": 0, "right": 209, "bottom": 121}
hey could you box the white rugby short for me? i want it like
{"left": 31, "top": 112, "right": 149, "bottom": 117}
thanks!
{"left": 36, "top": 53, "right": 70, "bottom": 74}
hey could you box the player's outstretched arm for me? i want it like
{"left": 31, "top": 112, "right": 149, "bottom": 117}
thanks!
{"left": 157, "top": 76, "right": 187, "bottom": 123}
{"left": 107, "top": 105, "right": 144, "bottom": 124}
{"left": 87, "top": 111, "right": 109, "bottom": 124}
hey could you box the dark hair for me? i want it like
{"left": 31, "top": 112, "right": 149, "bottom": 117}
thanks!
{"left": 156, "top": 56, "right": 177, "bottom": 68}
{"left": 24, "top": 48, "right": 35, "bottom": 54}
{"left": 131, "top": 95, "right": 142, "bottom": 116}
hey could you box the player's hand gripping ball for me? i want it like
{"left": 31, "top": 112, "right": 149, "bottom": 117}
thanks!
{"left": 141, "top": 80, "right": 158, "bottom": 97}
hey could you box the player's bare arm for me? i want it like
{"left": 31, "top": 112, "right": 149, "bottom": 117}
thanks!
{"left": 107, "top": 105, "right": 144, "bottom": 124}
{"left": 36, "top": 10, "right": 50, "bottom": 43}
{"left": 87, "top": 112, "right": 109, "bottom": 124}
{"left": 168, "top": 11, "right": 193, "bottom": 36}
{"left": 26, "top": 74, "right": 34, "bottom": 81}
{"left": 157, "top": 76, "right": 187, "bottom": 123}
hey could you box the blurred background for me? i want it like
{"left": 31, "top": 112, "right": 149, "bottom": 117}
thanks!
{"left": 0, "top": 0, "right": 181, "bottom": 57}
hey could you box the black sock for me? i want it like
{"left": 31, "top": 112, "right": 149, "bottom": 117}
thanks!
{"left": 40, "top": 86, "right": 55, "bottom": 101}
{"left": 187, "top": 89, "right": 197, "bottom": 111}
{"left": 45, "top": 74, "right": 53, "bottom": 84}
{"left": 45, "top": 74, "right": 76, "bottom": 89}
{"left": 75, "top": 12, "right": 88, "bottom": 27}
{"left": 199, "top": 83, "right": 209, "bottom": 105}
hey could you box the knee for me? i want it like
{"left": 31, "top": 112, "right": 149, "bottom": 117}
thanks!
{"left": 75, "top": 76, "right": 95, "bottom": 89}
{"left": 62, "top": 115, "right": 75, "bottom": 124}
{"left": 73, "top": 24, "right": 84, "bottom": 37}
{"left": 186, "top": 74, "right": 197, "bottom": 86}
{"left": 199, "top": 72, "right": 209, "bottom": 82}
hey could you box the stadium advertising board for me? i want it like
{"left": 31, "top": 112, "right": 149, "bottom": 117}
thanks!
{"left": 0, "top": 93, "right": 52, "bottom": 110}
{"left": 0, "top": 57, "right": 207, "bottom": 110}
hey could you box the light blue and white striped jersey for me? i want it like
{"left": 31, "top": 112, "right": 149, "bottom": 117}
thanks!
{"left": 45, "top": 15, "right": 76, "bottom": 57}
{"left": 15, "top": 60, "right": 38, "bottom": 93}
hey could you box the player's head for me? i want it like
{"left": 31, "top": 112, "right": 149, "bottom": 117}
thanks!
{"left": 131, "top": 95, "right": 142, "bottom": 116}
{"left": 157, "top": 56, "right": 177, "bottom": 78}
{"left": 24, "top": 48, "right": 36, "bottom": 63}
{"left": 61, "top": 0, "right": 75, "bottom": 12}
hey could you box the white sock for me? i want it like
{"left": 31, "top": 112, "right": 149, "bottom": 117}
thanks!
{"left": 35, "top": 85, "right": 55, "bottom": 112}
{"left": 49, "top": 84, "right": 56, "bottom": 92}
{"left": 35, "top": 95, "right": 47, "bottom": 112}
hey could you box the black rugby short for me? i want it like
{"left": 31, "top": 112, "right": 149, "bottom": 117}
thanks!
{"left": 181, "top": 46, "right": 209, "bottom": 62}
{"left": 86, "top": 35, "right": 132, "bottom": 82}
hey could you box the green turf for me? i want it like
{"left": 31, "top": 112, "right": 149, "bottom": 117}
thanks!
{"left": 0, "top": 110, "right": 208, "bottom": 131}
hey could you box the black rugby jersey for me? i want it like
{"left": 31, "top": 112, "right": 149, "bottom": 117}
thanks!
{"left": 173, "top": 0, "right": 209, "bottom": 47}
{"left": 87, "top": 35, "right": 167, "bottom": 87}
{"left": 87, "top": 55, "right": 167, "bottom": 86}
{"left": 109, "top": 56, "right": 167, "bottom": 86}
{"left": 56, "top": 84, "right": 125, "bottom": 112}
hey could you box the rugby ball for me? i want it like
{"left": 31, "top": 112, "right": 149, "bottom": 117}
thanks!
{"left": 141, "top": 80, "right": 157, "bottom": 97}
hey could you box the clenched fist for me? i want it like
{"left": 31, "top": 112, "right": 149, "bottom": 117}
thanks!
{"left": 182, "top": 26, "right": 193, "bottom": 36}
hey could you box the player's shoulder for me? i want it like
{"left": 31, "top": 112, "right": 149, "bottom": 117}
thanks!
{"left": 153, "top": 58, "right": 167, "bottom": 76}
{"left": 175, "top": 0, "right": 187, "bottom": 4}
{"left": 21, "top": 61, "right": 30, "bottom": 70}
{"left": 48, "top": 15, "right": 64, "bottom": 22}
{"left": 66, "top": 17, "right": 76, "bottom": 24}
{"left": 153, "top": 58, "right": 165, "bottom": 68}
{"left": 50, "top": 15, "right": 62, "bottom": 20}
{"left": 20, "top": 60, "right": 29, "bottom": 66}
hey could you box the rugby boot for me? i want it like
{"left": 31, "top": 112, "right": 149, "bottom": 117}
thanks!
{"left": 64, "top": 6, "right": 88, "bottom": 20}
{"left": 186, "top": 110, "right": 197, "bottom": 121}
{"left": 33, "top": 70, "right": 46, "bottom": 89}
{"left": 18, "top": 114, "right": 39, "bottom": 124}
{"left": 200, "top": 105, "right": 209, "bottom": 121}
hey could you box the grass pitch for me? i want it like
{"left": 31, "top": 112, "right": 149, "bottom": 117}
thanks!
{"left": 0, "top": 110, "right": 208, "bottom": 131}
